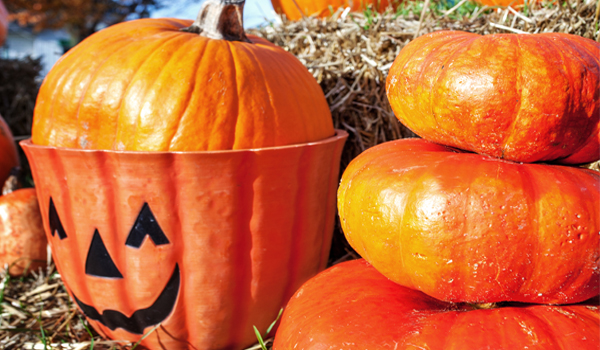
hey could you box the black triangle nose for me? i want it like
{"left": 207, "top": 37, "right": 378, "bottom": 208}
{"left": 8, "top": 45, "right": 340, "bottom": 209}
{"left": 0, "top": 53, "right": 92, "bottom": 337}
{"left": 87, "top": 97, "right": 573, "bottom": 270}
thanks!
{"left": 85, "top": 230, "right": 123, "bottom": 279}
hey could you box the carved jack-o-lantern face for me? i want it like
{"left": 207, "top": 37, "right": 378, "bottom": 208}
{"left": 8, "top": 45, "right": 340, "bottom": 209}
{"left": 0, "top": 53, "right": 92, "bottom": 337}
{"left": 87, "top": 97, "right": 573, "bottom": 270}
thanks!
{"left": 21, "top": 136, "right": 346, "bottom": 349}
{"left": 48, "top": 198, "right": 180, "bottom": 335}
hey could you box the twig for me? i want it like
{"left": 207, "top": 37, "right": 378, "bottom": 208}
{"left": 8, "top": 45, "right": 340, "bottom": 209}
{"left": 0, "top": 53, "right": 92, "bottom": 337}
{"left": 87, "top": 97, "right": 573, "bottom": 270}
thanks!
{"left": 489, "top": 22, "right": 530, "bottom": 34}
{"left": 443, "top": 0, "right": 469, "bottom": 17}
{"left": 414, "top": 0, "right": 431, "bottom": 39}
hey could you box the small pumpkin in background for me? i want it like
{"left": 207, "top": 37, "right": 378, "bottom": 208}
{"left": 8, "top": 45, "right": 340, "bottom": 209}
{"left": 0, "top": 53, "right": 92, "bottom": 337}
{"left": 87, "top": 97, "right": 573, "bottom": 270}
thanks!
{"left": 273, "top": 259, "right": 600, "bottom": 350}
{"left": 0, "top": 0, "right": 7, "bottom": 46}
{"left": 0, "top": 115, "right": 19, "bottom": 185}
{"left": 386, "top": 31, "right": 600, "bottom": 164}
{"left": 0, "top": 169, "right": 47, "bottom": 276}
{"left": 337, "top": 138, "right": 599, "bottom": 304}
{"left": 270, "top": 0, "right": 402, "bottom": 21}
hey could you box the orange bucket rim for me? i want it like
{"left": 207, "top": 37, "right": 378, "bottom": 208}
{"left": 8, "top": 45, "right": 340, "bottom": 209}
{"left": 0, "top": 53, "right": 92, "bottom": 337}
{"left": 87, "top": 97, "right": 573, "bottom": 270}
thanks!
{"left": 20, "top": 129, "right": 348, "bottom": 155}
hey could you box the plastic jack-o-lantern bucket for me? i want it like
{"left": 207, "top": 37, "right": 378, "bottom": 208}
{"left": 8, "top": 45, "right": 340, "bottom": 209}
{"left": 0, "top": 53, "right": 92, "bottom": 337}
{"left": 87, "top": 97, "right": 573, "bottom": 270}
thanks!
{"left": 21, "top": 129, "right": 347, "bottom": 349}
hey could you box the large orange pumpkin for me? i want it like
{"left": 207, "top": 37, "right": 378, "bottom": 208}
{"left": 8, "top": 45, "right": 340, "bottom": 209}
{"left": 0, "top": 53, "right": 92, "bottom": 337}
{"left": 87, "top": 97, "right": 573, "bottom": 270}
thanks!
{"left": 273, "top": 259, "right": 600, "bottom": 350}
{"left": 386, "top": 31, "right": 600, "bottom": 164}
{"left": 31, "top": 1, "right": 334, "bottom": 151}
{"left": 0, "top": 115, "right": 19, "bottom": 185}
{"left": 0, "top": 0, "right": 7, "bottom": 46}
{"left": 338, "top": 138, "right": 599, "bottom": 304}
{"left": 271, "top": 0, "right": 401, "bottom": 21}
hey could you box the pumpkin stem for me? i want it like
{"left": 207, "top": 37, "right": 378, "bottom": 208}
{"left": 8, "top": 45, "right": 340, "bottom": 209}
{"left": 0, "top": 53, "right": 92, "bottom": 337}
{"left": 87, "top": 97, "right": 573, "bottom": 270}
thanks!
{"left": 470, "top": 302, "right": 498, "bottom": 310}
{"left": 181, "top": 0, "right": 250, "bottom": 43}
{"left": 2, "top": 167, "right": 23, "bottom": 195}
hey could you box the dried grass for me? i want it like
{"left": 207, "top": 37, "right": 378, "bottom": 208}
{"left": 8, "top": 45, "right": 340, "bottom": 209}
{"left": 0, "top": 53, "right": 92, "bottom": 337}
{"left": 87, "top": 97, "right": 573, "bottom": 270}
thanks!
{"left": 2, "top": 1, "right": 598, "bottom": 349}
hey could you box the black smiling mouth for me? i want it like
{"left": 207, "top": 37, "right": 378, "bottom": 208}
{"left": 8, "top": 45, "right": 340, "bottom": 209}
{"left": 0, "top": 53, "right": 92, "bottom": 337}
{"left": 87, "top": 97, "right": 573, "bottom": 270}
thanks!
{"left": 73, "top": 264, "right": 180, "bottom": 335}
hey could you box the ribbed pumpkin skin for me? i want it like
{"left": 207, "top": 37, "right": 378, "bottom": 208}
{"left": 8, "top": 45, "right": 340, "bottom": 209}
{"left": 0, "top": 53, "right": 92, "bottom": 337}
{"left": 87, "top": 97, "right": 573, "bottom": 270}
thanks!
{"left": 273, "top": 259, "right": 600, "bottom": 350}
{"left": 337, "top": 139, "right": 600, "bottom": 304}
{"left": 0, "top": 1, "right": 7, "bottom": 46}
{"left": 22, "top": 131, "right": 347, "bottom": 349}
{"left": 271, "top": 0, "right": 400, "bottom": 21}
{"left": 0, "top": 115, "right": 19, "bottom": 185}
{"left": 386, "top": 31, "right": 600, "bottom": 164}
{"left": 32, "top": 18, "right": 334, "bottom": 151}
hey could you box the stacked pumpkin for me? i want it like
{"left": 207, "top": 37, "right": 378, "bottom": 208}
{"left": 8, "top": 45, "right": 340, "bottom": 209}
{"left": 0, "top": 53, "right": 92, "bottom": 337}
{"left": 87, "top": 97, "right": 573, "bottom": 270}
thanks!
{"left": 22, "top": 0, "right": 346, "bottom": 349}
{"left": 274, "top": 31, "right": 600, "bottom": 348}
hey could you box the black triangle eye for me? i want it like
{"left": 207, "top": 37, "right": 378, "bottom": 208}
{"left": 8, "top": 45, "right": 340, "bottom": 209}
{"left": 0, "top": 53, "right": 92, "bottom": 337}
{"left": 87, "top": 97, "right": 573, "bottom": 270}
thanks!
{"left": 126, "top": 203, "right": 170, "bottom": 248}
{"left": 49, "top": 197, "right": 67, "bottom": 240}
{"left": 85, "top": 230, "right": 123, "bottom": 279}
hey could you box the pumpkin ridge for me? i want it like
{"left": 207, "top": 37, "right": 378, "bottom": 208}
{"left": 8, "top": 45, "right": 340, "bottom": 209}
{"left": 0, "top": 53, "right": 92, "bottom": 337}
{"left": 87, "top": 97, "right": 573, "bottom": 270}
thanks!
{"left": 549, "top": 35, "right": 600, "bottom": 161}
{"left": 533, "top": 35, "right": 590, "bottom": 162}
{"left": 499, "top": 35, "right": 526, "bottom": 159}
{"left": 115, "top": 33, "right": 187, "bottom": 150}
{"left": 148, "top": 38, "right": 206, "bottom": 151}
{"left": 560, "top": 169, "right": 597, "bottom": 295}
{"left": 399, "top": 160, "right": 428, "bottom": 290}
{"left": 166, "top": 40, "right": 206, "bottom": 151}
{"left": 168, "top": 38, "right": 213, "bottom": 151}
{"left": 234, "top": 43, "right": 280, "bottom": 148}
{"left": 270, "top": 48, "right": 315, "bottom": 144}
{"left": 134, "top": 35, "right": 198, "bottom": 150}
{"left": 226, "top": 41, "right": 249, "bottom": 150}
{"left": 341, "top": 153, "right": 380, "bottom": 267}
{"left": 35, "top": 32, "right": 131, "bottom": 147}
{"left": 74, "top": 39, "right": 157, "bottom": 150}
{"left": 100, "top": 34, "right": 184, "bottom": 150}
{"left": 413, "top": 33, "right": 461, "bottom": 132}
{"left": 386, "top": 32, "right": 444, "bottom": 137}
{"left": 455, "top": 154, "right": 479, "bottom": 299}
{"left": 429, "top": 34, "right": 480, "bottom": 145}
{"left": 537, "top": 37, "right": 575, "bottom": 161}
{"left": 516, "top": 164, "right": 543, "bottom": 298}
{"left": 528, "top": 306, "right": 576, "bottom": 349}
{"left": 271, "top": 44, "right": 321, "bottom": 144}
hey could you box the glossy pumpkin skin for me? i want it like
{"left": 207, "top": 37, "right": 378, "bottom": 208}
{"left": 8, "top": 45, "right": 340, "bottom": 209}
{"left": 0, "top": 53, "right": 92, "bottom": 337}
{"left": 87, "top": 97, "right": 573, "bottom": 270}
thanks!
{"left": 31, "top": 18, "right": 334, "bottom": 151}
{"left": 0, "top": 1, "right": 7, "bottom": 46}
{"left": 0, "top": 188, "right": 47, "bottom": 276}
{"left": 273, "top": 259, "right": 600, "bottom": 350}
{"left": 338, "top": 138, "right": 600, "bottom": 304}
{"left": 386, "top": 31, "right": 600, "bottom": 164}
{"left": 22, "top": 130, "right": 347, "bottom": 349}
{"left": 271, "top": 0, "right": 401, "bottom": 21}
{"left": 0, "top": 116, "right": 19, "bottom": 185}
